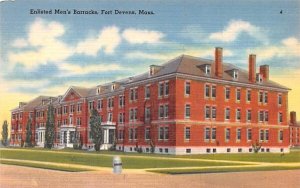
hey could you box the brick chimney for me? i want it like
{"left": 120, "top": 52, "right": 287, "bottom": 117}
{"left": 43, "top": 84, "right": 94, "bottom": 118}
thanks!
{"left": 290, "top": 111, "right": 297, "bottom": 125}
{"left": 248, "top": 54, "right": 256, "bottom": 83}
{"left": 260, "top": 65, "right": 269, "bottom": 80}
{"left": 215, "top": 47, "right": 223, "bottom": 78}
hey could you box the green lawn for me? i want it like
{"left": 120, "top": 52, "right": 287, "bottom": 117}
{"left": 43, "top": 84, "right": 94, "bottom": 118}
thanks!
{"left": 0, "top": 149, "right": 240, "bottom": 169}
{"left": 148, "top": 166, "right": 300, "bottom": 175}
{"left": 174, "top": 150, "right": 300, "bottom": 163}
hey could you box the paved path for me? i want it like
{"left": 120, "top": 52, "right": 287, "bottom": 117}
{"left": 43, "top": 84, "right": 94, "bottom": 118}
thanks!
{"left": 1, "top": 164, "right": 299, "bottom": 188}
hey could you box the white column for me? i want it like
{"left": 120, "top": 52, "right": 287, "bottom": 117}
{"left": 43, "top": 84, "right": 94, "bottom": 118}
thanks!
{"left": 106, "top": 129, "right": 109, "bottom": 144}
{"left": 67, "top": 130, "right": 70, "bottom": 145}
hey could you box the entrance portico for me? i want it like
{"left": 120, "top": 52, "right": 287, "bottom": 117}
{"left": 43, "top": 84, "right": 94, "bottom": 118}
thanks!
{"left": 100, "top": 121, "right": 116, "bottom": 150}
{"left": 60, "top": 125, "right": 76, "bottom": 148}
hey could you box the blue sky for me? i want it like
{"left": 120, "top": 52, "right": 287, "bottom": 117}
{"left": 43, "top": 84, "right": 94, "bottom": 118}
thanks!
{"left": 0, "top": 0, "right": 300, "bottom": 121}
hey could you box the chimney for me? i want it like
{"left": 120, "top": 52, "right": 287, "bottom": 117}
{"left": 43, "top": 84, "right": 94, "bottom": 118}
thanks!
{"left": 215, "top": 47, "right": 223, "bottom": 77}
{"left": 260, "top": 65, "right": 269, "bottom": 80}
{"left": 248, "top": 54, "right": 256, "bottom": 83}
{"left": 290, "top": 111, "right": 297, "bottom": 125}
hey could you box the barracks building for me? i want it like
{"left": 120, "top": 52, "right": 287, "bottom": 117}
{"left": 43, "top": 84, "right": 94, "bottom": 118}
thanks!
{"left": 10, "top": 47, "right": 300, "bottom": 154}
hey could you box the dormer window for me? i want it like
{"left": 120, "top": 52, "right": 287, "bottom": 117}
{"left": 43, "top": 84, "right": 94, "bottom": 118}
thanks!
{"left": 97, "top": 87, "right": 101, "bottom": 95}
{"left": 149, "top": 67, "right": 155, "bottom": 76}
{"left": 205, "top": 65, "right": 211, "bottom": 75}
{"left": 256, "top": 73, "right": 263, "bottom": 83}
{"left": 112, "top": 84, "right": 116, "bottom": 91}
{"left": 233, "top": 70, "right": 238, "bottom": 79}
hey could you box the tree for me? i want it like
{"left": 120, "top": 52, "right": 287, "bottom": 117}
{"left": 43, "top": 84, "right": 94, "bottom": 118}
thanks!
{"left": 90, "top": 109, "right": 103, "bottom": 151}
{"left": 25, "top": 118, "right": 33, "bottom": 147}
{"left": 44, "top": 104, "right": 55, "bottom": 149}
{"left": 1, "top": 120, "right": 8, "bottom": 146}
{"left": 73, "top": 126, "right": 82, "bottom": 150}
{"left": 252, "top": 140, "right": 262, "bottom": 153}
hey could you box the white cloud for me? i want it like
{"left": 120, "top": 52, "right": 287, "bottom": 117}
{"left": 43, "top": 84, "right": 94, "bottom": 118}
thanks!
{"left": 76, "top": 26, "right": 121, "bottom": 56}
{"left": 11, "top": 38, "right": 29, "bottom": 48}
{"left": 8, "top": 18, "right": 74, "bottom": 70}
{"left": 248, "top": 37, "right": 300, "bottom": 61}
{"left": 59, "top": 63, "right": 123, "bottom": 76}
{"left": 209, "top": 20, "right": 268, "bottom": 44}
{"left": 122, "top": 28, "right": 164, "bottom": 44}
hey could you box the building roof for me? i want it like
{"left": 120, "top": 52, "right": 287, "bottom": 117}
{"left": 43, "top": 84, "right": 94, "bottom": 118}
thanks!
{"left": 11, "top": 96, "right": 53, "bottom": 112}
{"left": 128, "top": 55, "right": 290, "bottom": 90}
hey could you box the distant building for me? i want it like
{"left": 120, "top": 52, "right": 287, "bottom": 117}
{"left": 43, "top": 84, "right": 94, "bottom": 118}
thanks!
{"left": 10, "top": 47, "right": 294, "bottom": 154}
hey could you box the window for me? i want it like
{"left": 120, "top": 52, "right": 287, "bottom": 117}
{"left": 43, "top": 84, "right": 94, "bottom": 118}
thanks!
{"left": 164, "top": 105, "right": 169, "bottom": 118}
{"left": 119, "top": 113, "right": 125, "bottom": 124}
{"left": 130, "top": 109, "right": 134, "bottom": 121}
{"left": 63, "top": 106, "right": 68, "bottom": 114}
{"left": 212, "top": 128, "right": 216, "bottom": 140}
{"left": 159, "top": 83, "right": 164, "bottom": 97}
{"left": 205, "top": 127, "right": 210, "bottom": 140}
{"left": 70, "top": 105, "right": 75, "bottom": 113}
{"left": 205, "top": 65, "right": 211, "bottom": 75}
{"left": 164, "top": 82, "right": 169, "bottom": 96}
{"left": 278, "top": 94, "right": 282, "bottom": 105}
{"left": 159, "top": 105, "right": 164, "bottom": 118}
{"left": 259, "top": 111, "right": 264, "bottom": 122}
{"left": 237, "top": 128, "right": 241, "bottom": 141}
{"left": 88, "top": 101, "right": 94, "bottom": 110}
{"left": 130, "top": 89, "right": 134, "bottom": 101}
{"left": 185, "top": 82, "right": 190, "bottom": 95}
{"left": 265, "top": 130, "right": 269, "bottom": 141}
{"left": 236, "top": 109, "right": 241, "bottom": 121}
{"left": 247, "top": 110, "right": 252, "bottom": 121}
{"left": 97, "top": 99, "right": 102, "bottom": 110}
{"left": 256, "top": 73, "right": 263, "bottom": 83}
{"left": 145, "top": 107, "right": 151, "bottom": 121}
{"left": 145, "top": 128, "right": 150, "bottom": 140}
{"left": 119, "top": 96, "right": 125, "bottom": 107}
{"left": 145, "top": 86, "right": 150, "bottom": 99}
{"left": 134, "top": 109, "right": 137, "bottom": 120}
{"left": 107, "top": 97, "right": 114, "bottom": 108}
{"left": 279, "top": 130, "right": 283, "bottom": 141}
{"left": 247, "top": 129, "right": 252, "bottom": 141}
{"left": 259, "top": 91, "right": 263, "bottom": 103}
{"left": 108, "top": 112, "right": 113, "bottom": 122}
{"left": 264, "top": 92, "right": 268, "bottom": 103}
{"left": 159, "top": 127, "right": 164, "bottom": 140}
{"left": 247, "top": 90, "right": 251, "bottom": 102}
{"left": 233, "top": 70, "right": 238, "bottom": 79}
{"left": 264, "top": 111, "right": 269, "bottom": 122}
{"left": 278, "top": 112, "right": 283, "bottom": 123}
{"left": 225, "top": 87, "right": 230, "bottom": 100}
{"left": 212, "top": 107, "right": 216, "bottom": 119}
{"left": 185, "top": 104, "right": 191, "bottom": 119}
{"left": 185, "top": 127, "right": 191, "bottom": 140}
{"left": 129, "top": 128, "right": 134, "bottom": 140}
{"left": 130, "top": 88, "right": 138, "bottom": 101}
{"left": 236, "top": 89, "right": 241, "bottom": 101}
{"left": 211, "top": 85, "right": 216, "bottom": 98}
{"left": 164, "top": 127, "right": 169, "bottom": 140}
{"left": 225, "top": 128, "right": 230, "bottom": 141}
{"left": 260, "top": 130, "right": 264, "bottom": 141}
{"left": 205, "top": 106, "right": 210, "bottom": 119}
{"left": 205, "top": 85, "right": 210, "bottom": 97}
{"left": 225, "top": 108, "right": 230, "bottom": 120}
{"left": 76, "top": 118, "right": 81, "bottom": 126}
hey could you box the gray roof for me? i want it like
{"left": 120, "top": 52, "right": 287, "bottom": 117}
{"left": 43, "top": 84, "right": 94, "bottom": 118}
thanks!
{"left": 11, "top": 96, "right": 53, "bottom": 112}
{"left": 128, "top": 55, "right": 290, "bottom": 90}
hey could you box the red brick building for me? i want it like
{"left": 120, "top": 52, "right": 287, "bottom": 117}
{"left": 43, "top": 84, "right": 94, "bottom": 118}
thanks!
{"left": 289, "top": 111, "right": 300, "bottom": 147}
{"left": 10, "top": 47, "right": 294, "bottom": 154}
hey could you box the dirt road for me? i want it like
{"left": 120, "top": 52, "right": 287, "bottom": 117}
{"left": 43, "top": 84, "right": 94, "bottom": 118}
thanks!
{"left": 1, "top": 164, "right": 299, "bottom": 188}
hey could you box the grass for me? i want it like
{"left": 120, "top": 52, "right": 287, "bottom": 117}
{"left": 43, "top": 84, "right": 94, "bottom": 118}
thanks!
{"left": 174, "top": 150, "right": 300, "bottom": 163}
{"left": 148, "top": 166, "right": 300, "bottom": 175}
{"left": 0, "top": 149, "right": 241, "bottom": 169}
{"left": 0, "top": 159, "right": 89, "bottom": 172}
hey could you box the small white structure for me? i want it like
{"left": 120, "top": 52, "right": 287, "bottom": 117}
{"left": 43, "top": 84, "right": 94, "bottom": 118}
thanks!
{"left": 112, "top": 156, "right": 122, "bottom": 174}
